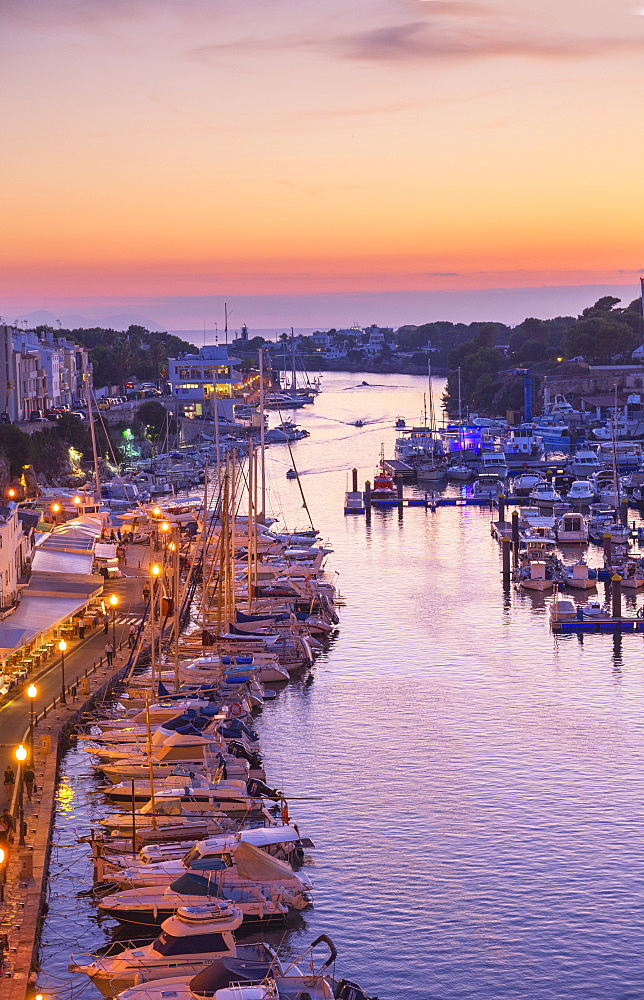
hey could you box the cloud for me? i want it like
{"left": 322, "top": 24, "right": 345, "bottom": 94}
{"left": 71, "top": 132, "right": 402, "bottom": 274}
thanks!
{"left": 192, "top": 16, "right": 644, "bottom": 66}
{"left": 327, "top": 21, "right": 644, "bottom": 62}
{"left": 425, "top": 271, "right": 459, "bottom": 276}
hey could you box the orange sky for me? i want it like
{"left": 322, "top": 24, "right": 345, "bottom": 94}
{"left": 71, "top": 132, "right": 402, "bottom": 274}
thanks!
{"left": 1, "top": 0, "right": 644, "bottom": 327}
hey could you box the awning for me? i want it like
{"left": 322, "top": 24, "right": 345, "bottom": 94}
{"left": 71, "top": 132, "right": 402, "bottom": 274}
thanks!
{"left": 232, "top": 841, "right": 298, "bottom": 882}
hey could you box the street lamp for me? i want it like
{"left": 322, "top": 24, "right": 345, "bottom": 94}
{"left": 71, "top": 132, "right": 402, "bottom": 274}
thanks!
{"left": 150, "top": 564, "right": 161, "bottom": 684}
{"left": 15, "top": 744, "right": 27, "bottom": 846}
{"left": 58, "top": 639, "right": 67, "bottom": 705}
{"left": 7, "top": 487, "right": 15, "bottom": 499}
{"left": 109, "top": 594, "right": 118, "bottom": 647}
{"left": 27, "top": 684, "right": 37, "bottom": 765}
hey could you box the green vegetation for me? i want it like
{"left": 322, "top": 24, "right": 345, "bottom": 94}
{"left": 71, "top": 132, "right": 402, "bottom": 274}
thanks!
{"left": 34, "top": 323, "right": 195, "bottom": 390}
{"left": 443, "top": 295, "right": 644, "bottom": 414}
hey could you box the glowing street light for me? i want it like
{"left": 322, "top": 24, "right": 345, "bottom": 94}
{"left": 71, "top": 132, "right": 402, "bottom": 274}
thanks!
{"left": 72, "top": 495, "right": 81, "bottom": 505}
{"left": 58, "top": 639, "right": 67, "bottom": 704}
{"left": 15, "top": 745, "right": 27, "bottom": 845}
{"left": 152, "top": 506, "right": 161, "bottom": 517}
{"left": 109, "top": 594, "right": 119, "bottom": 646}
{"left": 151, "top": 564, "right": 161, "bottom": 577}
{"left": 0, "top": 846, "right": 5, "bottom": 902}
{"left": 7, "top": 487, "right": 15, "bottom": 499}
{"left": 27, "top": 683, "right": 37, "bottom": 765}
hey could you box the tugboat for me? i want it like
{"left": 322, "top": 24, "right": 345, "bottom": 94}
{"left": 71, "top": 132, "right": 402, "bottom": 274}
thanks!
{"left": 371, "top": 447, "right": 397, "bottom": 501}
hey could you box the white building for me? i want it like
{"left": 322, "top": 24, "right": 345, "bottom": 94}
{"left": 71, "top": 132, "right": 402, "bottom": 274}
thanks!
{"left": 0, "top": 502, "right": 31, "bottom": 614}
{"left": 168, "top": 345, "right": 240, "bottom": 420}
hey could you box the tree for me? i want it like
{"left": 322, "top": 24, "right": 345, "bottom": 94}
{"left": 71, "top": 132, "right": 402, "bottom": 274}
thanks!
{"left": 136, "top": 401, "right": 172, "bottom": 440}
{"left": 563, "top": 297, "right": 639, "bottom": 360}
{"left": 0, "top": 426, "right": 31, "bottom": 477}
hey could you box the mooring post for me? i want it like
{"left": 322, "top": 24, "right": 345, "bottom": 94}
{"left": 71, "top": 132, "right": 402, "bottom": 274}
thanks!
{"left": 396, "top": 477, "right": 403, "bottom": 501}
{"left": 364, "top": 481, "right": 371, "bottom": 524}
{"left": 511, "top": 510, "right": 520, "bottom": 564}
{"left": 352, "top": 467, "right": 358, "bottom": 492}
{"left": 603, "top": 532, "right": 612, "bottom": 568}
{"left": 502, "top": 536, "right": 511, "bottom": 589}
{"left": 612, "top": 573, "right": 622, "bottom": 619}
{"left": 498, "top": 493, "right": 505, "bottom": 524}
{"left": 621, "top": 498, "right": 629, "bottom": 527}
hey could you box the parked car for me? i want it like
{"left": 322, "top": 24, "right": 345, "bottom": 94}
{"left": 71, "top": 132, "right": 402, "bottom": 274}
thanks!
{"left": 29, "top": 409, "right": 48, "bottom": 422}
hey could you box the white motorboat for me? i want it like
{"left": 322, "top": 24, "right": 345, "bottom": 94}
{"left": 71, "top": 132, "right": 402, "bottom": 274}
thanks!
{"left": 97, "top": 873, "right": 293, "bottom": 926}
{"left": 478, "top": 452, "right": 509, "bottom": 479}
{"left": 101, "top": 826, "right": 306, "bottom": 880}
{"left": 569, "top": 449, "right": 602, "bottom": 477}
{"left": 550, "top": 598, "right": 578, "bottom": 622}
{"left": 567, "top": 480, "right": 596, "bottom": 502}
{"left": 98, "top": 838, "right": 313, "bottom": 894}
{"left": 116, "top": 935, "right": 362, "bottom": 1000}
{"left": 444, "top": 462, "right": 474, "bottom": 482}
{"left": 70, "top": 901, "right": 246, "bottom": 994}
{"left": 528, "top": 481, "right": 562, "bottom": 504}
{"left": 512, "top": 472, "right": 542, "bottom": 496}
{"left": 555, "top": 512, "right": 588, "bottom": 544}
{"left": 563, "top": 563, "right": 597, "bottom": 590}
{"left": 517, "top": 559, "right": 554, "bottom": 592}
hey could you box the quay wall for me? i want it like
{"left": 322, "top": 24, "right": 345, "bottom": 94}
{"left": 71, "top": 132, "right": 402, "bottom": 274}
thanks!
{"left": 0, "top": 645, "right": 134, "bottom": 1000}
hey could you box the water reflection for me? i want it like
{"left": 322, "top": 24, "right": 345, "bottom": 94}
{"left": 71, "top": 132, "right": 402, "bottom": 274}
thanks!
{"left": 38, "top": 373, "right": 644, "bottom": 1000}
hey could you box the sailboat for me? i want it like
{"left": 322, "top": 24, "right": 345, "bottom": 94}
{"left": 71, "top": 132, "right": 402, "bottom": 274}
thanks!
{"left": 415, "top": 361, "right": 446, "bottom": 482}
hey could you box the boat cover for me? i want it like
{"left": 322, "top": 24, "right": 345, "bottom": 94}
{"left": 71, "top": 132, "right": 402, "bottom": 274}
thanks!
{"left": 232, "top": 842, "right": 296, "bottom": 882}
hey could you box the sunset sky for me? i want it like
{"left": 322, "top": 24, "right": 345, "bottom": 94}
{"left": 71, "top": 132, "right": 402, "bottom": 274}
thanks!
{"left": 1, "top": 0, "right": 643, "bottom": 331}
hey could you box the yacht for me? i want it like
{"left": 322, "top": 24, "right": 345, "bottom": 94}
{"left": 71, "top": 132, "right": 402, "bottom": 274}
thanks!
{"left": 116, "top": 936, "right": 369, "bottom": 1000}
{"left": 555, "top": 512, "right": 588, "bottom": 544}
{"left": 478, "top": 452, "right": 509, "bottom": 479}
{"left": 528, "top": 481, "right": 562, "bottom": 504}
{"left": 265, "top": 421, "right": 309, "bottom": 443}
{"left": 596, "top": 441, "right": 643, "bottom": 471}
{"left": 444, "top": 461, "right": 474, "bottom": 482}
{"left": 70, "top": 901, "right": 247, "bottom": 994}
{"left": 97, "top": 873, "right": 294, "bottom": 926}
{"left": 567, "top": 480, "right": 596, "bottom": 503}
{"left": 512, "top": 472, "right": 542, "bottom": 496}
{"left": 569, "top": 449, "right": 602, "bottom": 478}
{"left": 502, "top": 426, "right": 544, "bottom": 464}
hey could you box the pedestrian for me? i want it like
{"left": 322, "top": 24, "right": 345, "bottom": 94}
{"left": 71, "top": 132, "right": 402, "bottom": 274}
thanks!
{"left": 128, "top": 623, "right": 136, "bottom": 648}
{"left": 142, "top": 585, "right": 150, "bottom": 603}
{"left": 3, "top": 766, "right": 15, "bottom": 805}
{"left": 105, "top": 641, "right": 114, "bottom": 666}
{"left": 78, "top": 619, "right": 85, "bottom": 639}
{"left": 117, "top": 529, "right": 122, "bottom": 542}
{"left": 103, "top": 613, "right": 109, "bottom": 634}
{"left": 110, "top": 529, "right": 116, "bottom": 542}
{"left": 0, "top": 808, "right": 14, "bottom": 848}
{"left": 23, "top": 768, "right": 35, "bottom": 801}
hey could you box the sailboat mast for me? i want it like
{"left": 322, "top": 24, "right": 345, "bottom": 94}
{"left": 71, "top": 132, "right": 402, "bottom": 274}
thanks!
{"left": 291, "top": 328, "right": 296, "bottom": 392}
{"left": 82, "top": 353, "right": 101, "bottom": 502}
{"left": 259, "top": 348, "right": 266, "bottom": 516}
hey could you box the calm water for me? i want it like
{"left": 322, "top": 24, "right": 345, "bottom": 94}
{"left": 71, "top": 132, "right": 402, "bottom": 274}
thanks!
{"left": 39, "top": 373, "right": 644, "bottom": 1000}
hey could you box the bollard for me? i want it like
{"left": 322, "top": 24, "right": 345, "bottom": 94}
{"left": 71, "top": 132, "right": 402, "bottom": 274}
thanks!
{"left": 502, "top": 536, "right": 511, "bottom": 589}
{"left": 397, "top": 477, "right": 403, "bottom": 501}
{"left": 603, "top": 532, "right": 612, "bottom": 567}
{"left": 612, "top": 573, "right": 622, "bottom": 618}
{"left": 621, "top": 498, "right": 629, "bottom": 527}
{"left": 352, "top": 468, "right": 358, "bottom": 492}
{"left": 498, "top": 494, "right": 505, "bottom": 524}
{"left": 511, "top": 510, "right": 520, "bottom": 563}
{"left": 364, "top": 481, "right": 371, "bottom": 524}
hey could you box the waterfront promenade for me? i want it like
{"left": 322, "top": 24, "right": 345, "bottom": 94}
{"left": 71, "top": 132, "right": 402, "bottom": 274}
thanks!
{"left": 0, "top": 546, "right": 147, "bottom": 998}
